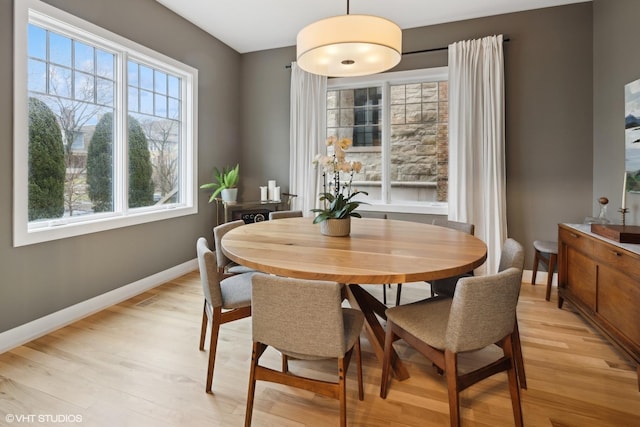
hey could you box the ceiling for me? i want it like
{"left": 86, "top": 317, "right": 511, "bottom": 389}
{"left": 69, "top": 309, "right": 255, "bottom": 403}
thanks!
{"left": 155, "top": 0, "right": 590, "bottom": 54}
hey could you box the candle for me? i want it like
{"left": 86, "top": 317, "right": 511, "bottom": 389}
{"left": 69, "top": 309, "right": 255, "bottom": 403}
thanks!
{"left": 268, "top": 180, "right": 276, "bottom": 201}
{"left": 274, "top": 186, "right": 281, "bottom": 202}
{"left": 622, "top": 173, "right": 627, "bottom": 210}
{"left": 260, "top": 186, "right": 268, "bottom": 201}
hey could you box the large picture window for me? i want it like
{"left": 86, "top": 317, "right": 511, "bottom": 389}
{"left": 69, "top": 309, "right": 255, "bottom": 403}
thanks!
{"left": 14, "top": 0, "right": 198, "bottom": 246}
{"left": 327, "top": 68, "right": 448, "bottom": 214}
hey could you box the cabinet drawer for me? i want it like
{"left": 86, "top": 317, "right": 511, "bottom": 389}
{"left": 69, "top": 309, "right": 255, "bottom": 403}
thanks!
{"left": 559, "top": 227, "right": 594, "bottom": 254}
{"left": 593, "top": 243, "right": 640, "bottom": 278}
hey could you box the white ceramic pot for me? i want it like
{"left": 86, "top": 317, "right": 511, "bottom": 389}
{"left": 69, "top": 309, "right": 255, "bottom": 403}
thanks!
{"left": 221, "top": 188, "right": 238, "bottom": 203}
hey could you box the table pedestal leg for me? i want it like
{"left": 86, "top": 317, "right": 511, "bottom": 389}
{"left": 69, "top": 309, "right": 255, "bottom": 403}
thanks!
{"left": 346, "top": 284, "right": 409, "bottom": 381}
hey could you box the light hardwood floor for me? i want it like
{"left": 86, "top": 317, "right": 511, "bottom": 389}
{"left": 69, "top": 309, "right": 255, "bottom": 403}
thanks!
{"left": 1, "top": 272, "right": 639, "bottom": 426}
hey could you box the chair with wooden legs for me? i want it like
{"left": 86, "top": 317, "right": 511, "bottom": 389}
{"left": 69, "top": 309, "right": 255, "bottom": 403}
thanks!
{"left": 196, "top": 237, "right": 254, "bottom": 393}
{"left": 244, "top": 274, "right": 364, "bottom": 427}
{"left": 421, "top": 237, "right": 528, "bottom": 389}
{"left": 213, "top": 220, "right": 256, "bottom": 276}
{"left": 358, "top": 212, "right": 397, "bottom": 306}
{"left": 268, "top": 210, "right": 303, "bottom": 220}
{"left": 426, "top": 219, "right": 476, "bottom": 298}
{"left": 380, "top": 267, "right": 524, "bottom": 427}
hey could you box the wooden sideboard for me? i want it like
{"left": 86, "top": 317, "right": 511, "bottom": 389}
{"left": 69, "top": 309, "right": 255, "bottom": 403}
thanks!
{"left": 558, "top": 223, "right": 640, "bottom": 389}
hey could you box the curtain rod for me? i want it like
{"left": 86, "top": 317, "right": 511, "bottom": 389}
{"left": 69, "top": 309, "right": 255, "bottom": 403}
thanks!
{"left": 285, "top": 37, "right": 510, "bottom": 69}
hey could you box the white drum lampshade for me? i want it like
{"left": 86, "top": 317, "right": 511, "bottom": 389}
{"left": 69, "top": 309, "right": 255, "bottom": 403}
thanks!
{"left": 296, "top": 14, "right": 402, "bottom": 77}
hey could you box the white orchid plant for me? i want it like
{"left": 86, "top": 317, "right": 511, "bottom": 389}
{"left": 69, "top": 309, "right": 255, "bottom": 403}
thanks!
{"left": 311, "top": 136, "right": 367, "bottom": 224}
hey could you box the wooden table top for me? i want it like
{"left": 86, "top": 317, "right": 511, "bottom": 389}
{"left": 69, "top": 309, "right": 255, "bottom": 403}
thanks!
{"left": 221, "top": 217, "right": 487, "bottom": 284}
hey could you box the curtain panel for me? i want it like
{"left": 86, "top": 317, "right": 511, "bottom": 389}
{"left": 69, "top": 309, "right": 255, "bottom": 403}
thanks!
{"left": 448, "top": 35, "right": 506, "bottom": 274}
{"left": 289, "top": 63, "right": 327, "bottom": 216}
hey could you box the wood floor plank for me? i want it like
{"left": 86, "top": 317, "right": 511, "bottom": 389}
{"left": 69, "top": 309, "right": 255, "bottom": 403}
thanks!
{"left": 0, "top": 271, "right": 639, "bottom": 426}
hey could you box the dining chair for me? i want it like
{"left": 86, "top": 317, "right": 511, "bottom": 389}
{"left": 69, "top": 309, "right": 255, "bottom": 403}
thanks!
{"left": 429, "top": 238, "right": 528, "bottom": 390}
{"left": 244, "top": 273, "right": 364, "bottom": 427}
{"left": 268, "top": 210, "right": 303, "bottom": 220}
{"left": 213, "top": 220, "right": 256, "bottom": 276}
{"left": 196, "top": 237, "right": 254, "bottom": 393}
{"left": 357, "top": 212, "right": 398, "bottom": 305}
{"left": 497, "top": 238, "right": 527, "bottom": 389}
{"left": 380, "top": 267, "right": 524, "bottom": 427}
{"left": 426, "top": 218, "right": 476, "bottom": 298}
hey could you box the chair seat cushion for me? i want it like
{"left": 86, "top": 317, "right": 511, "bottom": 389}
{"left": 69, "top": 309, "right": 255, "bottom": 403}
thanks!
{"left": 386, "top": 297, "right": 452, "bottom": 350}
{"left": 220, "top": 272, "right": 254, "bottom": 309}
{"left": 533, "top": 240, "right": 558, "bottom": 254}
{"left": 227, "top": 262, "right": 257, "bottom": 275}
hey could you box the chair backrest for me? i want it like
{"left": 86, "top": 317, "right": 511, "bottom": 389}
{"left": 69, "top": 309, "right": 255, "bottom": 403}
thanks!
{"left": 359, "top": 212, "right": 387, "bottom": 219}
{"left": 446, "top": 267, "right": 522, "bottom": 353}
{"left": 498, "top": 238, "right": 525, "bottom": 272}
{"left": 251, "top": 273, "right": 346, "bottom": 359}
{"left": 213, "top": 220, "right": 245, "bottom": 270}
{"left": 431, "top": 218, "right": 475, "bottom": 235}
{"left": 196, "top": 237, "right": 223, "bottom": 308}
{"left": 269, "top": 210, "right": 303, "bottom": 220}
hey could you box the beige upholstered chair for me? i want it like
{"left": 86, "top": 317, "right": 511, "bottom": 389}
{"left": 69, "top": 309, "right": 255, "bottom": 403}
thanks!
{"left": 244, "top": 274, "right": 364, "bottom": 427}
{"left": 213, "top": 220, "right": 256, "bottom": 275}
{"left": 196, "top": 237, "right": 253, "bottom": 393}
{"left": 427, "top": 218, "right": 476, "bottom": 298}
{"left": 497, "top": 239, "right": 527, "bottom": 389}
{"left": 424, "top": 238, "right": 528, "bottom": 390}
{"left": 268, "top": 210, "right": 303, "bottom": 220}
{"left": 356, "top": 212, "right": 399, "bottom": 306}
{"left": 380, "top": 267, "right": 524, "bottom": 427}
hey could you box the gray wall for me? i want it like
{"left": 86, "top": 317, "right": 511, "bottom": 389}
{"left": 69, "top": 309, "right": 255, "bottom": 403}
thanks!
{"left": 6, "top": 0, "right": 632, "bottom": 335}
{"left": 0, "top": 0, "right": 241, "bottom": 333}
{"left": 240, "top": 3, "right": 594, "bottom": 269}
{"left": 594, "top": 0, "right": 640, "bottom": 225}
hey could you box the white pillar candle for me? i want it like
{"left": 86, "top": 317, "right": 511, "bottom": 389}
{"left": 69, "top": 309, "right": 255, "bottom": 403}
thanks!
{"left": 622, "top": 173, "right": 627, "bottom": 210}
{"left": 260, "top": 186, "right": 268, "bottom": 201}
{"left": 268, "top": 180, "right": 276, "bottom": 201}
{"left": 274, "top": 186, "right": 281, "bottom": 202}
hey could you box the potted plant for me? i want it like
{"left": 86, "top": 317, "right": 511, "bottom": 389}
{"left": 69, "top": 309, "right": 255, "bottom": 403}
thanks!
{"left": 311, "top": 137, "right": 367, "bottom": 236}
{"left": 201, "top": 164, "right": 240, "bottom": 203}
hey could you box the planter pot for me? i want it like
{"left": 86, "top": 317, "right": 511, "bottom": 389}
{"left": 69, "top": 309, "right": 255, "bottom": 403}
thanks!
{"left": 320, "top": 217, "right": 351, "bottom": 237}
{"left": 221, "top": 188, "right": 238, "bottom": 203}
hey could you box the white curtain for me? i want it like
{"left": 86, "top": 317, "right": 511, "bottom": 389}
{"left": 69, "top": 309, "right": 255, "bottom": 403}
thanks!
{"left": 289, "top": 62, "right": 327, "bottom": 216}
{"left": 448, "top": 35, "right": 506, "bottom": 274}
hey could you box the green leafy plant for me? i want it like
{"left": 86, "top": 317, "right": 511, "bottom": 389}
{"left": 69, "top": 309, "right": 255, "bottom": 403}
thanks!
{"left": 200, "top": 164, "right": 240, "bottom": 202}
{"left": 311, "top": 137, "right": 367, "bottom": 223}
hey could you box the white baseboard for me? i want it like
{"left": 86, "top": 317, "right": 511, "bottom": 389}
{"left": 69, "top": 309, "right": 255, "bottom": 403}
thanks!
{"left": 0, "top": 259, "right": 198, "bottom": 354}
{"left": 522, "top": 269, "right": 557, "bottom": 286}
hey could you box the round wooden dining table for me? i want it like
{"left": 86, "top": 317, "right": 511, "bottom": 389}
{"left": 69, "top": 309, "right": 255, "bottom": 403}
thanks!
{"left": 221, "top": 216, "right": 487, "bottom": 380}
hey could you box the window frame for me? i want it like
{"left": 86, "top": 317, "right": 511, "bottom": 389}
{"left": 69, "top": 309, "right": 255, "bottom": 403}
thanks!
{"left": 327, "top": 67, "right": 448, "bottom": 215}
{"left": 14, "top": 0, "right": 198, "bottom": 247}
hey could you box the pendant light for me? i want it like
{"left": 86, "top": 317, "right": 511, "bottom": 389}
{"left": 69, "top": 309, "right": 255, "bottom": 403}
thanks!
{"left": 296, "top": 0, "right": 402, "bottom": 77}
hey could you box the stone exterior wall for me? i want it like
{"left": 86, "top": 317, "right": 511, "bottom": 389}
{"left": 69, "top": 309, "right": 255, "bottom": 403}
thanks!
{"left": 327, "top": 80, "right": 448, "bottom": 202}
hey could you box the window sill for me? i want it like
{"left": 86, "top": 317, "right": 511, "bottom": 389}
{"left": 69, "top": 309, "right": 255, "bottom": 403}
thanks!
{"left": 358, "top": 202, "right": 448, "bottom": 216}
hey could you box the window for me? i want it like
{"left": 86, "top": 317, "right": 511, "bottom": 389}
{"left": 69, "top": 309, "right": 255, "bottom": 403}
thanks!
{"left": 14, "top": 0, "right": 198, "bottom": 246}
{"left": 327, "top": 68, "right": 448, "bottom": 214}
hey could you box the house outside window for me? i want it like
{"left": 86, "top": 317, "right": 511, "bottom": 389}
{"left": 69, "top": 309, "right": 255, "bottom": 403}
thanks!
{"left": 326, "top": 67, "right": 448, "bottom": 214}
{"left": 14, "top": 0, "right": 198, "bottom": 246}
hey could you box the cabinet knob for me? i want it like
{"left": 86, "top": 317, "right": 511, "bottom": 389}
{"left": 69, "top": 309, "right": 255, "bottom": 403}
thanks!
{"left": 610, "top": 250, "right": 622, "bottom": 257}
